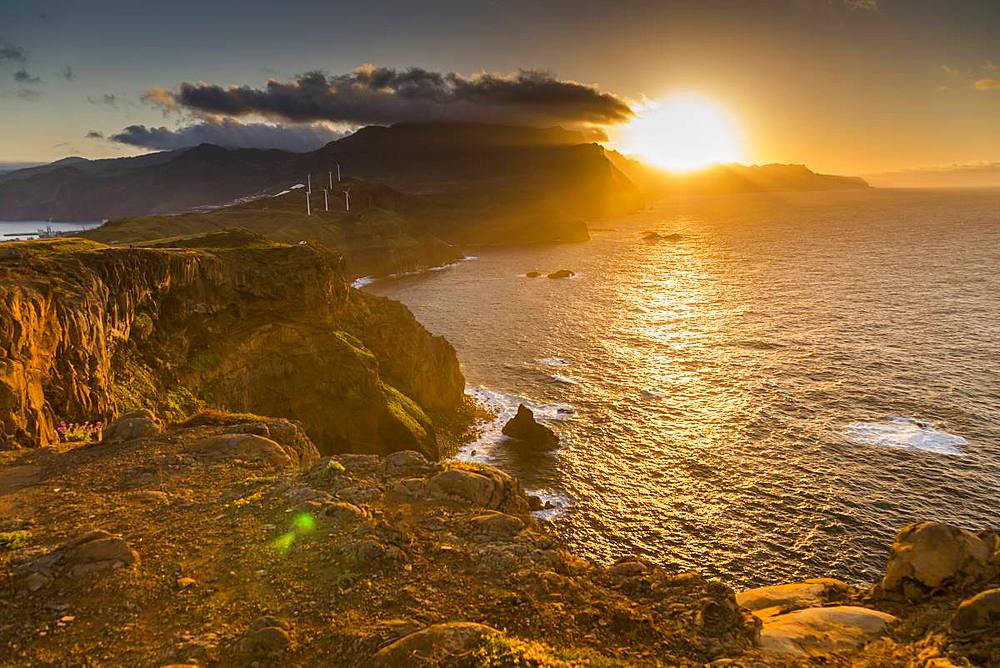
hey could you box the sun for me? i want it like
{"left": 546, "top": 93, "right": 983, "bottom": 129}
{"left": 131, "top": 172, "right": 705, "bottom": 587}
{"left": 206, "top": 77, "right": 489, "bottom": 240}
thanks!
{"left": 615, "top": 94, "right": 746, "bottom": 172}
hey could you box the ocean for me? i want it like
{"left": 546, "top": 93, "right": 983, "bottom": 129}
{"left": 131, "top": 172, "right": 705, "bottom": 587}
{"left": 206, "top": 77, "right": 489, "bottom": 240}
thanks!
{"left": 0, "top": 221, "right": 100, "bottom": 241}
{"left": 367, "top": 188, "right": 1000, "bottom": 588}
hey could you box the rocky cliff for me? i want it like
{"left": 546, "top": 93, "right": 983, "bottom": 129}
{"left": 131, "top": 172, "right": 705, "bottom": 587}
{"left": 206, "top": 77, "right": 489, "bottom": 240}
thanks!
{"left": 0, "top": 230, "right": 465, "bottom": 457}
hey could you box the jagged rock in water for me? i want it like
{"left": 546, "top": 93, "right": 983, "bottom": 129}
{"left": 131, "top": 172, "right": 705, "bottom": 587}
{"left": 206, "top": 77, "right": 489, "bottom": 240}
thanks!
{"left": 546, "top": 269, "right": 575, "bottom": 279}
{"left": 0, "top": 231, "right": 464, "bottom": 458}
{"left": 881, "top": 521, "right": 996, "bottom": 599}
{"left": 525, "top": 271, "right": 541, "bottom": 278}
{"left": 501, "top": 404, "right": 559, "bottom": 450}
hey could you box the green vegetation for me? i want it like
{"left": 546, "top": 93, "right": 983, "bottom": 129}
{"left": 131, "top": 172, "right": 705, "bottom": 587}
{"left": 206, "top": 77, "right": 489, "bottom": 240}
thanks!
{"left": 131, "top": 312, "right": 154, "bottom": 340}
{"left": 0, "top": 530, "right": 29, "bottom": 551}
{"left": 382, "top": 383, "right": 433, "bottom": 443}
{"left": 471, "top": 632, "right": 628, "bottom": 667}
{"left": 110, "top": 349, "right": 202, "bottom": 422}
{"left": 182, "top": 408, "right": 272, "bottom": 428}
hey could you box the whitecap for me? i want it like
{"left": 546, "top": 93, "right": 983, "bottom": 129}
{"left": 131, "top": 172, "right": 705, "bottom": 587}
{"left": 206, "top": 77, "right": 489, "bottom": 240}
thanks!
{"left": 538, "top": 357, "right": 572, "bottom": 367}
{"left": 457, "top": 387, "right": 573, "bottom": 462}
{"left": 351, "top": 276, "right": 375, "bottom": 289}
{"left": 550, "top": 373, "right": 579, "bottom": 385}
{"left": 840, "top": 417, "right": 968, "bottom": 456}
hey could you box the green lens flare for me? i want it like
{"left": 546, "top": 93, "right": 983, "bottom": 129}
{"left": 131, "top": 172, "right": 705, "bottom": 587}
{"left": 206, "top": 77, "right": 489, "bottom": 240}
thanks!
{"left": 272, "top": 532, "right": 295, "bottom": 554}
{"left": 294, "top": 513, "right": 316, "bottom": 533}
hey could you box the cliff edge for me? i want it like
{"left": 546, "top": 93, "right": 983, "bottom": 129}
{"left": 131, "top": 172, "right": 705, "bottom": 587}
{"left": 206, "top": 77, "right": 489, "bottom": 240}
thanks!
{"left": 0, "top": 230, "right": 465, "bottom": 457}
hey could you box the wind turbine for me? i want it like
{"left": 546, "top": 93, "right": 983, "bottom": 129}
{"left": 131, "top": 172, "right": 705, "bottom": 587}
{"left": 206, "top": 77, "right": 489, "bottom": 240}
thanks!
{"left": 337, "top": 162, "right": 341, "bottom": 183}
{"left": 323, "top": 188, "right": 329, "bottom": 212}
{"left": 328, "top": 171, "right": 333, "bottom": 190}
{"left": 343, "top": 188, "right": 351, "bottom": 212}
{"left": 305, "top": 190, "right": 311, "bottom": 216}
{"left": 307, "top": 173, "right": 312, "bottom": 194}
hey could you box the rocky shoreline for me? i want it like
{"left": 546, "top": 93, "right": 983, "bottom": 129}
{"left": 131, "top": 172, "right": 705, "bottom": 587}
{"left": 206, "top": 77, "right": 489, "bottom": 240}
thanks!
{"left": 0, "top": 411, "right": 997, "bottom": 666}
{"left": 1, "top": 232, "right": 997, "bottom": 666}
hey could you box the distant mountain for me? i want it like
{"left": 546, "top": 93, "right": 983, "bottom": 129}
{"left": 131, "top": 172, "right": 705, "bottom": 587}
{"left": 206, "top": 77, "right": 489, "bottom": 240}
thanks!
{"left": 605, "top": 152, "right": 870, "bottom": 194}
{"left": 0, "top": 123, "right": 643, "bottom": 242}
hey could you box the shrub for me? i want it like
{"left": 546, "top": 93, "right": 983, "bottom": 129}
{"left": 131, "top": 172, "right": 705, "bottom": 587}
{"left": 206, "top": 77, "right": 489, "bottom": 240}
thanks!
{"left": 56, "top": 420, "right": 104, "bottom": 443}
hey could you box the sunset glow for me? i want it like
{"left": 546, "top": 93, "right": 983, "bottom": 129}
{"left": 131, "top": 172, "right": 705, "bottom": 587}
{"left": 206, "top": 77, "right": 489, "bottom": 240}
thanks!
{"left": 615, "top": 95, "right": 746, "bottom": 172}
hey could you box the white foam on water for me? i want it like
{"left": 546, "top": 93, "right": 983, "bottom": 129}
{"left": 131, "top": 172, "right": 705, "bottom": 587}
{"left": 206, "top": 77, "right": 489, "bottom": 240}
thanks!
{"left": 530, "top": 489, "right": 575, "bottom": 521}
{"left": 538, "top": 357, "right": 572, "bottom": 367}
{"left": 351, "top": 276, "right": 376, "bottom": 289}
{"left": 550, "top": 373, "right": 579, "bottom": 385}
{"left": 840, "top": 417, "right": 968, "bottom": 456}
{"left": 458, "top": 387, "right": 573, "bottom": 460}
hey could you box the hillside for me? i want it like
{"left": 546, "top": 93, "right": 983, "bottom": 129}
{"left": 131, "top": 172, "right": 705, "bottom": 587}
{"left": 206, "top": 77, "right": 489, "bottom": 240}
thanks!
{"left": 81, "top": 183, "right": 463, "bottom": 278}
{"left": 0, "top": 124, "right": 644, "bottom": 240}
{"left": 605, "top": 152, "right": 870, "bottom": 194}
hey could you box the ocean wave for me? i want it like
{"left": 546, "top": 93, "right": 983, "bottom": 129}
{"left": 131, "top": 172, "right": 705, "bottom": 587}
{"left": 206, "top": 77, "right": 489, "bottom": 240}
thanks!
{"left": 351, "top": 276, "right": 376, "bottom": 289}
{"left": 840, "top": 417, "right": 968, "bottom": 456}
{"left": 550, "top": 374, "right": 579, "bottom": 385}
{"left": 538, "top": 357, "right": 572, "bottom": 367}
{"left": 529, "top": 488, "right": 575, "bottom": 521}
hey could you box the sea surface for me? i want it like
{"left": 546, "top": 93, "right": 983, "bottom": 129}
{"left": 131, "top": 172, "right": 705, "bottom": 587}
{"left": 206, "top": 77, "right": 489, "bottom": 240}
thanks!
{"left": 366, "top": 188, "right": 1000, "bottom": 589}
{"left": 0, "top": 221, "right": 100, "bottom": 241}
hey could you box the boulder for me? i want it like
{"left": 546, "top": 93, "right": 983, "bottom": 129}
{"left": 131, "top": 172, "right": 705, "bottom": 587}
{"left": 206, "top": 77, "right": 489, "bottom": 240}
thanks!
{"left": 468, "top": 511, "right": 525, "bottom": 539}
{"left": 546, "top": 269, "right": 575, "bottom": 279}
{"left": 367, "top": 622, "right": 497, "bottom": 667}
{"left": 424, "top": 467, "right": 529, "bottom": 514}
{"left": 525, "top": 271, "right": 541, "bottom": 278}
{"left": 882, "top": 522, "right": 994, "bottom": 598}
{"left": 737, "top": 578, "right": 852, "bottom": 620}
{"left": 188, "top": 433, "right": 294, "bottom": 469}
{"left": 952, "top": 588, "right": 1000, "bottom": 632}
{"left": 757, "top": 606, "right": 897, "bottom": 657}
{"left": 103, "top": 409, "right": 160, "bottom": 443}
{"left": 234, "top": 616, "right": 293, "bottom": 657}
{"left": 501, "top": 405, "right": 559, "bottom": 450}
{"left": 379, "top": 450, "right": 432, "bottom": 478}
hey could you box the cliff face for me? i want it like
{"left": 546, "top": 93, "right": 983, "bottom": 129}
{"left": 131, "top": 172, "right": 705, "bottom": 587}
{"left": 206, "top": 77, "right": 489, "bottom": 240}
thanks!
{"left": 0, "top": 230, "right": 464, "bottom": 456}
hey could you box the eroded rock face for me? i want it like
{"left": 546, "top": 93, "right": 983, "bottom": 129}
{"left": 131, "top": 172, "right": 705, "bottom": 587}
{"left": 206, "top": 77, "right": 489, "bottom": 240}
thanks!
{"left": 881, "top": 522, "right": 997, "bottom": 599}
{"left": 0, "top": 232, "right": 464, "bottom": 457}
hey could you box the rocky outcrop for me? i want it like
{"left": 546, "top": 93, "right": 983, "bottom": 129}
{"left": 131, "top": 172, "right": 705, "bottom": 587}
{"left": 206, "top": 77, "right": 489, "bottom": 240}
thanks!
{"left": 0, "top": 231, "right": 465, "bottom": 457}
{"left": 501, "top": 404, "right": 559, "bottom": 450}
{"left": 546, "top": 269, "right": 575, "bottom": 279}
{"left": 881, "top": 521, "right": 999, "bottom": 600}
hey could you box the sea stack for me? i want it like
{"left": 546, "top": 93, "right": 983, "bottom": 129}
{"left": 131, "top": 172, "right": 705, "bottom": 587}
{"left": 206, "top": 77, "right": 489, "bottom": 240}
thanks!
{"left": 501, "top": 404, "right": 560, "bottom": 450}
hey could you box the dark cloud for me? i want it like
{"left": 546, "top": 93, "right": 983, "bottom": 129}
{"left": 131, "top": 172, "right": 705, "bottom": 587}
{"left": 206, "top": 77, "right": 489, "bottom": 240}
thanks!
{"left": 108, "top": 118, "right": 346, "bottom": 152}
{"left": 63, "top": 65, "right": 75, "bottom": 80}
{"left": 0, "top": 38, "right": 26, "bottom": 64}
{"left": 154, "top": 66, "right": 633, "bottom": 128}
{"left": 86, "top": 130, "right": 104, "bottom": 139}
{"left": 87, "top": 93, "right": 118, "bottom": 106}
{"left": 14, "top": 69, "right": 41, "bottom": 84}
